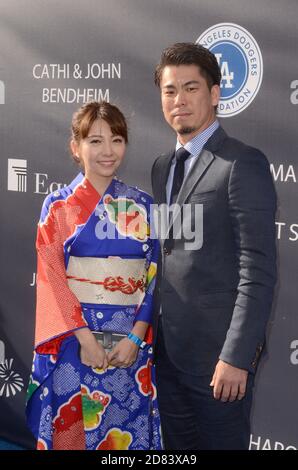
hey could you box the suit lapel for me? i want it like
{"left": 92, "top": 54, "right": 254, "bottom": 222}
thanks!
{"left": 169, "top": 149, "right": 214, "bottom": 229}
{"left": 170, "top": 126, "right": 227, "bottom": 229}
{"left": 176, "top": 149, "right": 214, "bottom": 206}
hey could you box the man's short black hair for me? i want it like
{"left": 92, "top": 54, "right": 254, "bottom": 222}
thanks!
{"left": 155, "top": 42, "right": 221, "bottom": 90}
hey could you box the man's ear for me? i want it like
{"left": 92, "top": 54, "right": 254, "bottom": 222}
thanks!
{"left": 211, "top": 84, "right": 220, "bottom": 107}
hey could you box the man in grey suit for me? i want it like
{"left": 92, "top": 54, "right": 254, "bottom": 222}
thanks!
{"left": 151, "top": 43, "right": 277, "bottom": 450}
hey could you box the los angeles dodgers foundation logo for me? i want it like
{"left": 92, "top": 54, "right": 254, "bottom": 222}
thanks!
{"left": 196, "top": 23, "right": 263, "bottom": 117}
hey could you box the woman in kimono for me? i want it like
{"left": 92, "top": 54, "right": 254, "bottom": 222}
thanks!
{"left": 26, "top": 101, "right": 162, "bottom": 450}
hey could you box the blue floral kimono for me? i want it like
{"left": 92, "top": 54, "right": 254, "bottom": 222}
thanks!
{"left": 26, "top": 173, "right": 162, "bottom": 450}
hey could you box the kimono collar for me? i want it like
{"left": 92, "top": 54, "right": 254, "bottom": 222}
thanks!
{"left": 70, "top": 172, "right": 101, "bottom": 215}
{"left": 69, "top": 173, "right": 118, "bottom": 215}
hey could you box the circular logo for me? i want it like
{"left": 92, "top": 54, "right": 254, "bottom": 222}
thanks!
{"left": 196, "top": 23, "right": 263, "bottom": 117}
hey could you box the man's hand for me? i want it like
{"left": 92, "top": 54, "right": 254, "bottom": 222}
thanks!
{"left": 210, "top": 359, "right": 248, "bottom": 402}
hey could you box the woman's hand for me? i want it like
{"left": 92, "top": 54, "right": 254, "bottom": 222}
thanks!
{"left": 107, "top": 338, "right": 139, "bottom": 368}
{"left": 74, "top": 328, "right": 108, "bottom": 370}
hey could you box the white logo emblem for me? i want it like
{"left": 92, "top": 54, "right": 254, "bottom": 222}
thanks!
{"left": 7, "top": 158, "right": 28, "bottom": 192}
{"left": 0, "top": 341, "right": 24, "bottom": 397}
{"left": 196, "top": 23, "right": 263, "bottom": 117}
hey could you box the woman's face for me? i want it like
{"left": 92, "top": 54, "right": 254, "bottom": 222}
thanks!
{"left": 72, "top": 118, "right": 126, "bottom": 183}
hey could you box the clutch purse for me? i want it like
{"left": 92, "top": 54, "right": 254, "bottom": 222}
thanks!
{"left": 92, "top": 331, "right": 127, "bottom": 352}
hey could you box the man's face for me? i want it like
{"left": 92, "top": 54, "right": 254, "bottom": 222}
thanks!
{"left": 160, "top": 64, "right": 220, "bottom": 144}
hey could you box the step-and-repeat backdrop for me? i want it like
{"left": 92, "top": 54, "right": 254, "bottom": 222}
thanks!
{"left": 0, "top": 0, "right": 297, "bottom": 449}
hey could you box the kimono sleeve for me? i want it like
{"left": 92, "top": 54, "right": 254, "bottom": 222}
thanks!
{"left": 133, "top": 198, "right": 159, "bottom": 326}
{"left": 34, "top": 196, "right": 87, "bottom": 354}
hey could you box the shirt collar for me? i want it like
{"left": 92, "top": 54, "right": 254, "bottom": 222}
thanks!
{"left": 175, "top": 119, "right": 219, "bottom": 158}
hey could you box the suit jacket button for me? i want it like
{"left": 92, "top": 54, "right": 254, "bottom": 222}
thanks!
{"left": 163, "top": 247, "right": 171, "bottom": 255}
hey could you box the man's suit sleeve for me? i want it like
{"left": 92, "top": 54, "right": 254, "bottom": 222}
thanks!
{"left": 151, "top": 156, "right": 161, "bottom": 199}
{"left": 219, "top": 149, "right": 277, "bottom": 373}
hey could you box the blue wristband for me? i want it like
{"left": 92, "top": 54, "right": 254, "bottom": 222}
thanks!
{"left": 127, "top": 332, "right": 144, "bottom": 348}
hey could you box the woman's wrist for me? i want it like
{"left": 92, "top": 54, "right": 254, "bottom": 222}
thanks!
{"left": 131, "top": 321, "right": 148, "bottom": 341}
{"left": 74, "top": 327, "right": 94, "bottom": 346}
{"left": 127, "top": 332, "right": 143, "bottom": 347}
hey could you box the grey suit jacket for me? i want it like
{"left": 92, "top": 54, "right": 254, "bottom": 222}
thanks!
{"left": 151, "top": 126, "right": 277, "bottom": 376}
